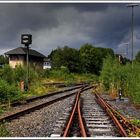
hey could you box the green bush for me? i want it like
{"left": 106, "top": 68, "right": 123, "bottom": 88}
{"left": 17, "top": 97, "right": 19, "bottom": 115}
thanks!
{"left": 1, "top": 65, "right": 14, "bottom": 84}
{"left": 14, "top": 65, "right": 26, "bottom": 82}
{"left": 0, "top": 79, "right": 21, "bottom": 103}
{"left": 100, "top": 56, "right": 140, "bottom": 104}
{"left": 28, "top": 67, "right": 39, "bottom": 82}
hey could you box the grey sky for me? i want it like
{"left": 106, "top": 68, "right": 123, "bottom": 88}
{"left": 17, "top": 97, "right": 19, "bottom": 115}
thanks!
{"left": 0, "top": 3, "right": 140, "bottom": 59}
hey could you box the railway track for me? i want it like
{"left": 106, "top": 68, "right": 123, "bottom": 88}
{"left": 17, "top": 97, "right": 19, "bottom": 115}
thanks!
{"left": 11, "top": 84, "right": 85, "bottom": 107}
{"left": 51, "top": 90, "right": 140, "bottom": 137}
{"left": 0, "top": 84, "right": 93, "bottom": 123}
{"left": 95, "top": 93, "right": 140, "bottom": 137}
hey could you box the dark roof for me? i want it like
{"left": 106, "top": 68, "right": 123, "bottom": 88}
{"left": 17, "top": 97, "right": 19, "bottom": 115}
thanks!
{"left": 5, "top": 47, "right": 46, "bottom": 58}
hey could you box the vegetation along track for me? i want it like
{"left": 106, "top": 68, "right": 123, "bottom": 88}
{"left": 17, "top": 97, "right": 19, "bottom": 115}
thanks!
{"left": 0, "top": 84, "right": 93, "bottom": 123}
{"left": 51, "top": 89, "right": 140, "bottom": 137}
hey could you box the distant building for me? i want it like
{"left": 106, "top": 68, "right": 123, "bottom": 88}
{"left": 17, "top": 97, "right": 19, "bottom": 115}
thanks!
{"left": 5, "top": 47, "right": 46, "bottom": 69}
{"left": 43, "top": 58, "right": 51, "bottom": 69}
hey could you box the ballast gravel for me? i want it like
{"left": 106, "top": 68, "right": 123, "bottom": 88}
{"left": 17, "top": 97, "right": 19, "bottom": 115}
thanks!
{"left": 101, "top": 94, "right": 140, "bottom": 120}
{"left": 5, "top": 95, "right": 75, "bottom": 137}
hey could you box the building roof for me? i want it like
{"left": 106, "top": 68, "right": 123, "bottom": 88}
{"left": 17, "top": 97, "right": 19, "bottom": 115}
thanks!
{"left": 5, "top": 47, "right": 46, "bottom": 58}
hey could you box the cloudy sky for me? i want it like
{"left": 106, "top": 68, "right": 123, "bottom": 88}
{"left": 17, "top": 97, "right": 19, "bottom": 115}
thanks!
{"left": 0, "top": 3, "right": 140, "bottom": 59}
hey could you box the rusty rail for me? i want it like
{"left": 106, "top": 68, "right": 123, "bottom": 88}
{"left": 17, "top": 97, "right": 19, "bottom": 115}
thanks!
{"left": 0, "top": 85, "right": 94, "bottom": 124}
{"left": 63, "top": 89, "right": 87, "bottom": 137}
{"left": 100, "top": 95, "right": 140, "bottom": 135}
{"left": 95, "top": 93, "right": 140, "bottom": 136}
{"left": 78, "top": 99, "right": 87, "bottom": 137}
{"left": 95, "top": 93, "right": 127, "bottom": 137}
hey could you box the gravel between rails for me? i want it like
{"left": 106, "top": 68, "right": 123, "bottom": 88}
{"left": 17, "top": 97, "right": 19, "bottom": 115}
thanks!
{"left": 5, "top": 95, "right": 76, "bottom": 137}
{"left": 81, "top": 90, "right": 119, "bottom": 137}
{"left": 0, "top": 89, "right": 78, "bottom": 119}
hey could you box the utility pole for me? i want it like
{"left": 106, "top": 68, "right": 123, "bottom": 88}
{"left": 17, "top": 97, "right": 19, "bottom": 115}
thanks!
{"left": 127, "top": 4, "right": 139, "bottom": 68}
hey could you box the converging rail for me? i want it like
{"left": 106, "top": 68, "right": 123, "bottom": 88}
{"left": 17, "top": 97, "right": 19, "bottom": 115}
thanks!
{"left": 95, "top": 93, "right": 140, "bottom": 136}
{"left": 0, "top": 85, "right": 94, "bottom": 123}
{"left": 63, "top": 88, "right": 87, "bottom": 137}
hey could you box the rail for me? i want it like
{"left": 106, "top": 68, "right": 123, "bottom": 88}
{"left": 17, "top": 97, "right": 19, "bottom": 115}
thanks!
{"left": 95, "top": 93, "right": 140, "bottom": 136}
{"left": 63, "top": 89, "right": 87, "bottom": 137}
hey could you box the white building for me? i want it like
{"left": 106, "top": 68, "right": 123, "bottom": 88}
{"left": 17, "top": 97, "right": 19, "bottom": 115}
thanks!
{"left": 43, "top": 59, "right": 51, "bottom": 69}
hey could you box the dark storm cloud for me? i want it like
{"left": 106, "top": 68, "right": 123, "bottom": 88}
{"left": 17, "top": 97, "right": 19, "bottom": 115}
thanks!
{"left": 0, "top": 3, "right": 140, "bottom": 58}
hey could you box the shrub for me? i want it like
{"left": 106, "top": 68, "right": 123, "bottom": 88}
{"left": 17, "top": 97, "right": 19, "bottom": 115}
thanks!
{"left": 100, "top": 56, "right": 140, "bottom": 104}
{"left": 1, "top": 65, "right": 14, "bottom": 84}
{"left": 0, "top": 79, "right": 21, "bottom": 104}
{"left": 14, "top": 65, "right": 26, "bottom": 82}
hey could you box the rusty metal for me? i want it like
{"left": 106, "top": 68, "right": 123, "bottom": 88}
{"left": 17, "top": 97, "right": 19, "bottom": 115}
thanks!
{"left": 101, "top": 96, "right": 140, "bottom": 134}
{"left": 95, "top": 93, "right": 128, "bottom": 137}
{"left": 0, "top": 85, "right": 94, "bottom": 124}
{"left": 63, "top": 90, "right": 80, "bottom": 137}
{"left": 0, "top": 91, "right": 77, "bottom": 122}
{"left": 95, "top": 93, "right": 140, "bottom": 136}
{"left": 63, "top": 88, "right": 87, "bottom": 137}
{"left": 77, "top": 99, "right": 87, "bottom": 137}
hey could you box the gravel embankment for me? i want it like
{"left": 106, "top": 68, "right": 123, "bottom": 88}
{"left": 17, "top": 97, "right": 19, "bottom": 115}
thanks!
{"left": 101, "top": 94, "right": 140, "bottom": 120}
{"left": 5, "top": 95, "right": 76, "bottom": 137}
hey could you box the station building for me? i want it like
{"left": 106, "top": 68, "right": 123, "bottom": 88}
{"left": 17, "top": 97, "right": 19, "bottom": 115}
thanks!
{"left": 5, "top": 47, "right": 46, "bottom": 70}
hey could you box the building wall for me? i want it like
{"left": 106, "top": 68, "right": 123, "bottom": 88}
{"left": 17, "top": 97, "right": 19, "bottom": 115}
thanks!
{"left": 9, "top": 55, "right": 24, "bottom": 68}
{"left": 9, "top": 54, "right": 44, "bottom": 69}
{"left": 29, "top": 56, "right": 44, "bottom": 70}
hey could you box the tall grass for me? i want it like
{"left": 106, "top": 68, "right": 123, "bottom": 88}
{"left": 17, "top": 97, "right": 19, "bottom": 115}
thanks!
{"left": 100, "top": 56, "right": 140, "bottom": 104}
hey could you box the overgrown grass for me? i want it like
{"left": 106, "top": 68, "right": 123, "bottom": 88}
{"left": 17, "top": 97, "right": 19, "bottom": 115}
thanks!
{"left": 27, "top": 81, "right": 59, "bottom": 98}
{"left": 100, "top": 55, "right": 140, "bottom": 104}
{"left": 41, "top": 67, "right": 98, "bottom": 85}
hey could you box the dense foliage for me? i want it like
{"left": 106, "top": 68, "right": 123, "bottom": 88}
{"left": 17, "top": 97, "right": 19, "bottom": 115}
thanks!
{"left": 0, "top": 55, "right": 8, "bottom": 66}
{"left": 100, "top": 55, "right": 140, "bottom": 104}
{"left": 49, "top": 44, "right": 114, "bottom": 74}
{"left": 0, "top": 65, "right": 40, "bottom": 104}
{"left": 50, "top": 46, "right": 80, "bottom": 73}
{"left": 0, "top": 79, "right": 21, "bottom": 103}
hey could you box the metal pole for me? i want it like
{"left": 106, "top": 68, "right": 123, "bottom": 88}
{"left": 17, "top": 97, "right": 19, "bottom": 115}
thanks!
{"left": 26, "top": 44, "right": 29, "bottom": 90}
{"left": 131, "top": 6, "right": 134, "bottom": 68}
{"left": 127, "top": 4, "right": 139, "bottom": 68}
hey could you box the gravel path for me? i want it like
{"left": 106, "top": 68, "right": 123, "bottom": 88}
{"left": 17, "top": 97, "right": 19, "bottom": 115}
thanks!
{"left": 5, "top": 95, "right": 76, "bottom": 137}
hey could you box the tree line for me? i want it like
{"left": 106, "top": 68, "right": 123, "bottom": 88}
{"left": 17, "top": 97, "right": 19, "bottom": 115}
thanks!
{"left": 48, "top": 44, "right": 114, "bottom": 75}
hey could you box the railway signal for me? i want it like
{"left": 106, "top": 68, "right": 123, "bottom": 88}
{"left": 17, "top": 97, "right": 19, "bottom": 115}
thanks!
{"left": 21, "top": 34, "right": 32, "bottom": 91}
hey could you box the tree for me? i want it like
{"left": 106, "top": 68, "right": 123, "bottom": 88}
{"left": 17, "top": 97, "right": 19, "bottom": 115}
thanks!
{"left": 79, "top": 44, "right": 114, "bottom": 75}
{"left": 49, "top": 44, "right": 114, "bottom": 75}
{"left": 0, "top": 55, "right": 8, "bottom": 65}
{"left": 50, "top": 46, "right": 80, "bottom": 73}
